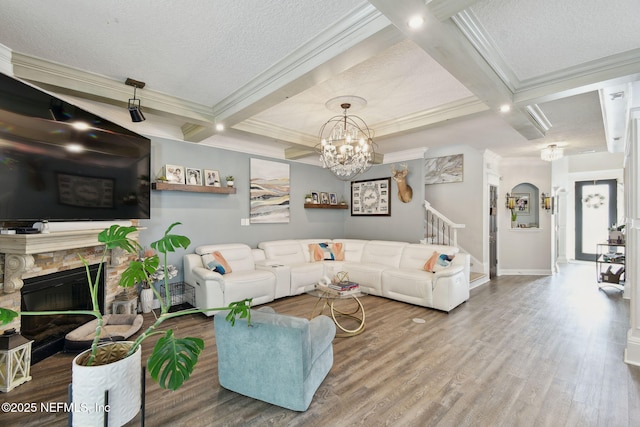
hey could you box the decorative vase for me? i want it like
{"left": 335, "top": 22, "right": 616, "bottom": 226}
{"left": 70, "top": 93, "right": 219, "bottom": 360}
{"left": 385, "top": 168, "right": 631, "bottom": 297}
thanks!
{"left": 71, "top": 341, "right": 141, "bottom": 427}
{"left": 226, "top": 180, "right": 234, "bottom": 188}
{"left": 140, "top": 288, "right": 153, "bottom": 313}
{"left": 305, "top": 197, "right": 312, "bottom": 203}
{"left": 511, "top": 221, "right": 517, "bottom": 228}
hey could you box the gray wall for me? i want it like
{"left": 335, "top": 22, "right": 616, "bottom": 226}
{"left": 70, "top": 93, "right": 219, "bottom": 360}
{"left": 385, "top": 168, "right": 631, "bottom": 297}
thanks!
{"left": 138, "top": 138, "right": 428, "bottom": 279}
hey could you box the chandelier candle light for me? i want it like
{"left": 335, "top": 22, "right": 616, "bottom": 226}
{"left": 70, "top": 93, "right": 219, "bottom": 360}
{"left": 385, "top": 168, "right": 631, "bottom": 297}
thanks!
{"left": 316, "top": 96, "right": 376, "bottom": 180}
{"left": 541, "top": 144, "right": 563, "bottom": 161}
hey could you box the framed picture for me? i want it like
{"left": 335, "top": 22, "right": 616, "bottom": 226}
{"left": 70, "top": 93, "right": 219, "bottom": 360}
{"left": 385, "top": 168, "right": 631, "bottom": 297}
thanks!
{"left": 329, "top": 192, "right": 338, "bottom": 205}
{"left": 424, "top": 154, "right": 463, "bottom": 184}
{"left": 164, "top": 164, "right": 185, "bottom": 184}
{"left": 351, "top": 177, "right": 391, "bottom": 216}
{"left": 320, "top": 192, "right": 330, "bottom": 205}
{"left": 250, "top": 158, "right": 290, "bottom": 224}
{"left": 514, "top": 193, "right": 530, "bottom": 214}
{"left": 204, "top": 169, "right": 221, "bottom": 187}
{"left": 311, "top": 191, "right": 320, "bottom": 204}
{"left": 186, "top": 168, "right": 202, "bottom": 185}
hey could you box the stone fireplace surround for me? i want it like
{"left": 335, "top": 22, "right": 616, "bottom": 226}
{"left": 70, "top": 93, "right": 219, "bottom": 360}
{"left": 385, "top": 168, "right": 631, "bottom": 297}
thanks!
{"left": 0, "top": 227, "right": 137, "bottom": 334}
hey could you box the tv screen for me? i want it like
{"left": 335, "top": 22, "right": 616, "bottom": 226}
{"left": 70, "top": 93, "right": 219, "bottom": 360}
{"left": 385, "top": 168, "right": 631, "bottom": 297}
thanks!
{"left": 0, "top": 73, "right": 151, "bottom": 222}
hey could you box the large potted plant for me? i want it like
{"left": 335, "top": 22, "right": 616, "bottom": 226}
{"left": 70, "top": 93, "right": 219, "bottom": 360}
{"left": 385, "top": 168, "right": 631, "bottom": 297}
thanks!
{"left": 0, "top": 222, "right": 251, "bottom": 426}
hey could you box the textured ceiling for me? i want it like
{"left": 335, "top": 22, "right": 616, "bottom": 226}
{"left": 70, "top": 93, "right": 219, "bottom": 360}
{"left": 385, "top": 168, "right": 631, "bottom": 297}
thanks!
{"left": 0, "top": 0, "right": 638, "bottom": 162}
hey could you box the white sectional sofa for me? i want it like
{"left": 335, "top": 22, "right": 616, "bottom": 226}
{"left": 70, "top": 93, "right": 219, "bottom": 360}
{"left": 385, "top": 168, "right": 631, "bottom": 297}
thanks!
{"left": 183, "top": 239, "right": 470, "bottom": 315}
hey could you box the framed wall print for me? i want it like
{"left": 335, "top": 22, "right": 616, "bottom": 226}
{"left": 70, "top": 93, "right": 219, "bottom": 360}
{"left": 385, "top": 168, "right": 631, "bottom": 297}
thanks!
{"left": 351, "top": 177, "right": 391, "bottom": 216}
{"left": 424, "top": 154, "right": 463, "bottom": 184}
{"left": 186, "top": 167, "right": 203, "bottom": 185}
{"left": 514, "top": 193, "right": 530, "bottom": 214}
{"left": 204, "top": 169, "right": 221, "bottom": 187}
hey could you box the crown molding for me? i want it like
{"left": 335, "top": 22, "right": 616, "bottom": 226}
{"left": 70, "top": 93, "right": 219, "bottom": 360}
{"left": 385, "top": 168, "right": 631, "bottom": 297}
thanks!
{"left": 382, "top": 148, "right": 427, "bottom": 164}
{"left": 373, "top": 96, "right": 488, "bottom": 137}
{"left": 233, "top": 118, "right": 317, "bottom": 147}
{"left": 0, "top": 43, "right": 12, "bottom": 75}
{"left": 10, "top": 52, "right": 215, "bottom": 126}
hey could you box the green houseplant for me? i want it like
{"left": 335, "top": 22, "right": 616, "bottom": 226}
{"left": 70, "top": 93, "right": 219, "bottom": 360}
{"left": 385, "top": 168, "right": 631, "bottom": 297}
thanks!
{"left": 0, "top": 222, "right": 251, "bottom": 390}
{"left": 510, "top": 209, "right": 518, "bottom": 227}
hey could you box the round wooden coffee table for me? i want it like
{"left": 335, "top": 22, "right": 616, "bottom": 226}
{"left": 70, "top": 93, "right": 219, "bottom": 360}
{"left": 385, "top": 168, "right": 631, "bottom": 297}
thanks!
{"left": 307, "top": 287, "right": 366, "bottom": 337}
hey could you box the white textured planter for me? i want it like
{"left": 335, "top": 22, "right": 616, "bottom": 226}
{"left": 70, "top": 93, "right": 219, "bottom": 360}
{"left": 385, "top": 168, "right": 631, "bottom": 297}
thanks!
{"left": 140, "top": 288, "right": 153, "bottom": 313}
{"left": 72, "top": 342, "right": 141, "bottom": 427}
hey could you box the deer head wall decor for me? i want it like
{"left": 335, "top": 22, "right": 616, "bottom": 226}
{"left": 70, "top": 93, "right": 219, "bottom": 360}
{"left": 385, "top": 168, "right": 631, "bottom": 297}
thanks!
{"left": 391, "top": 163, "right": 413, "bottom": 203}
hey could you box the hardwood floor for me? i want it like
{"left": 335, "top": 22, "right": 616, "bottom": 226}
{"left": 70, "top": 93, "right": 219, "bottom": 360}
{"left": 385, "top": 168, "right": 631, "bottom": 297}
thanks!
{"left": 2, "top": 263, "right": 639, "bottom": 426}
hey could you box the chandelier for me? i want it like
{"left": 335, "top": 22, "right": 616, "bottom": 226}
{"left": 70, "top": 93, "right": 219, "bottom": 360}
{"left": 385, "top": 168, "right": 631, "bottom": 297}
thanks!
{"left": 316, "top": 98, "right": 376, "bottom": 180}
{"left": 540, "top": 144, "right": 563, "bottom": 161}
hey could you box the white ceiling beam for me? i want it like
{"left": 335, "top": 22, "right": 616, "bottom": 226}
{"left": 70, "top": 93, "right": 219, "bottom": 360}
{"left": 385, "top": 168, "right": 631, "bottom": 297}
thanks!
{"left": 369, "top": 0, "right": 546, "bottom": 140}
{"left": 212, "top": 4, "right": 403, "bottom": 131}
{"left": 426, "top": 0, "right": 482, "bottom": 21}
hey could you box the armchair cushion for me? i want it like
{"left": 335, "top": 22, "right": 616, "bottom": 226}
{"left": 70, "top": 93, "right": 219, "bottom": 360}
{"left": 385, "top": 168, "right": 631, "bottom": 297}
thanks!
{"left": 214, "top": 308, "right": 335, "bottom": 411}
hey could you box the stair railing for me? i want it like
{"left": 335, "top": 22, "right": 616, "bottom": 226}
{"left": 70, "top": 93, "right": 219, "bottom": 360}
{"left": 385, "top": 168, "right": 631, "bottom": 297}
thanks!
{"left": 423, "top": 200, "right": 465, "bottom": 247}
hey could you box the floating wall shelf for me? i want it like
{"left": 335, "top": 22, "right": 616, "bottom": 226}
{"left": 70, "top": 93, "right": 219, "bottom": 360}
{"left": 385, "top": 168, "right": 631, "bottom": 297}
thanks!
{"left": 304, "top": 203, "right": 348, "bottom": 210}
{"left": 152, "top": 182, "right": 236, "bottom": 194}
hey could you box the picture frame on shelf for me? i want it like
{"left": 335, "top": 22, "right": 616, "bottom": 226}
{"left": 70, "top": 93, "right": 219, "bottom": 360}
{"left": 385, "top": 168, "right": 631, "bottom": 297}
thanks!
{"left": 164, "top": 164, "right": 185, "bottom": 184}
{"left": 351, "top": 177, "right": 391, "bottom": 216}
{"left": 320, "top": 192, "right": 330, "bottom": 205}
{"left": 186, "top": 168, "right": 203, "bottom": 185}
{"left": 204, "top": 169, "right": 221, "bottom": 187}
{"left": 329, "top": 193, "right": 338, "bottom": 205}
{"left": 311, "top": 191, "right": 320, "bottom": 204}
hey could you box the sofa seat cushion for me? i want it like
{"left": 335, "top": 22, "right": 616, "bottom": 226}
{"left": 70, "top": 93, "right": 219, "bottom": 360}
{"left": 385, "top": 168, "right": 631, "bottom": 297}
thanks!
{"left": 289, "top": 262, "right": 325, "bottom": 295}
{"left": 381, "top": 269, "right": 434, "bottom": 305}
{"left": 222, "top": 270, "right": 276, "bottom": 306}
{"left": 339, "top": 262, "right": 387, "bottom": 295}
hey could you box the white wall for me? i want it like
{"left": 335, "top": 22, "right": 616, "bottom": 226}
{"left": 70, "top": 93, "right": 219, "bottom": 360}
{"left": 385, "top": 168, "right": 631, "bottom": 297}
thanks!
{"left": 499, "top": 158, "right": 553, "bottom": 275}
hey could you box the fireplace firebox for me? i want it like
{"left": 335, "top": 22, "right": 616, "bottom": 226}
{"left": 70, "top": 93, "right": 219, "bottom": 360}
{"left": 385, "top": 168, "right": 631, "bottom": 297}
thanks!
{"left": 20, "top": 264, "right": 105, "bottom": 364}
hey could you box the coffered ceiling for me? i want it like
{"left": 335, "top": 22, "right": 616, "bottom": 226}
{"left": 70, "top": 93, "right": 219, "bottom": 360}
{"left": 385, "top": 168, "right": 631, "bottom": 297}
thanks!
{"left": 0, "top": 0, "right": 638, "bottom": 163}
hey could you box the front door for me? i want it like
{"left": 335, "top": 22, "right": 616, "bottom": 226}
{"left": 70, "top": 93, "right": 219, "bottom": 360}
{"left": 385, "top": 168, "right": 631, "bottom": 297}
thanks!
{"left": 575, "top": 179, "right": 617, "bottom": 261}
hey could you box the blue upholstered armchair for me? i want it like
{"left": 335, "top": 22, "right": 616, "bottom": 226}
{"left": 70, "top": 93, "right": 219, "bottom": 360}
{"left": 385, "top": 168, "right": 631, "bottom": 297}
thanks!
{"left": 214, "top": 307, "right": 336, "bottom": 411}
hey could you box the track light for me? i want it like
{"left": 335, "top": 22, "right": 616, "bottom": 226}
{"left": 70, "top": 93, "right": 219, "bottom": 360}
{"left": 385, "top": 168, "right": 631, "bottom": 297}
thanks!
{"left": 125, "top": 78, "right": 146, "bottom": 122}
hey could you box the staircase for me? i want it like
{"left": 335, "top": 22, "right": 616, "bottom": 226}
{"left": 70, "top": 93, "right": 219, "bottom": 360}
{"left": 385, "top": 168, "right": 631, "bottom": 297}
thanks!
{"left": 422, "top": 200, "right": 465, "bottom": 246}
{"left": 423, "top": 200, "right": 488, "bottom": 288}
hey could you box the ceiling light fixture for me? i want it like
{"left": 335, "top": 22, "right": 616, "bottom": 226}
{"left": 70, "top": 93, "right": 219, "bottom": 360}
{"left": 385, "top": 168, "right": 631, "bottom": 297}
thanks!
{"left": 125, "top": 78, "right": 146, "bottom": 122}
{"left": 408, "top": 15, "right": 424, "bottom": 29}
{"left": 316, "top": 96, "right": 376, "bottom": 181}
{"left": 541, "top": 144, "right": 563, "bottom": 161}
{"left": 499, "top": 104, "right": 511, "bottom": 113}
{"left": 215, "top": 123, "right": 224, "bottom": 132}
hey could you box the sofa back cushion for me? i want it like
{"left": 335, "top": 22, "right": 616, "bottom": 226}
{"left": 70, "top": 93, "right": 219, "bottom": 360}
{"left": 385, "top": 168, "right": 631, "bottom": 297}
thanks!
{"left": 360, "top": 240, "right": 408, "bottom": 267}
{"left": 297, "top": 239, "right": 335, "bottom": 263}
{"left": 332, "top": 239, "right": 368, "bottom": 262}
{"left": 195, "top": 244, "right": 255, "bottom": 272}
{"left": 258, "top": 240, "right": 307, "bottom": 264}
{"left": 399, "top": 244, "right": 459, "bottom": 270}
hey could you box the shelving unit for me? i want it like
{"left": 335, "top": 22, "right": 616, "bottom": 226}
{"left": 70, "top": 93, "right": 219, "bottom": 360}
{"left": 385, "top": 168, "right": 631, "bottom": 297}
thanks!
{"left": 596, "top": 242, "right": 625, "bottom": 290}
{"left": 304, "top": 203, "right": 348, "bottom": 210}
{"left": 152, "top": 182, "right": 236, "bottom": 194}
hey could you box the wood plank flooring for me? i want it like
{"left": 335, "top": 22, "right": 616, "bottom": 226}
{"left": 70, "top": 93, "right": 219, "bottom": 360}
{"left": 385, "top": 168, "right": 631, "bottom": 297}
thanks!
{"left": 2, "top": 263, "right": 639, "bottom": 426}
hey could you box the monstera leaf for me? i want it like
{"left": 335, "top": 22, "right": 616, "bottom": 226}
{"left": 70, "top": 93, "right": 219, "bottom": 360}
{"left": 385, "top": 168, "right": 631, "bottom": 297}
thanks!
{"left": 151, "top": 222, "right": 190, "bottom": 254}
{"left": 98, "top": 224, "right": 140, "bottom": 253}
{"left": 0, "top": 307, "right": 19, "bottom": 325}
{"left": 119, "top": 256, "right": 160, "bottom": 288}
{"left": 147, "top": 330, "right": 204, "bottom": 391}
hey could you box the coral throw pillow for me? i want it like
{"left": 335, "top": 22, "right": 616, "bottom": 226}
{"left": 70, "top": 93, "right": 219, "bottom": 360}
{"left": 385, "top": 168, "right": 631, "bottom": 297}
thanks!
{"left": 202, "top": 251, "right": 233, "bottom": 274}
{"left": 423, "top": 251, "right": 455, "bottom": 272}
{"left": 309, "top": 242, "right": 344, "bottom": 262}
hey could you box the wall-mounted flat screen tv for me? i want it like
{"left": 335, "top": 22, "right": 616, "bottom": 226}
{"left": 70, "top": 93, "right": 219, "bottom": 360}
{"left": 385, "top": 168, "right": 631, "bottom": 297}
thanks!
{"left": 0, "top": 72, "right": 151, "bottom": 222}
